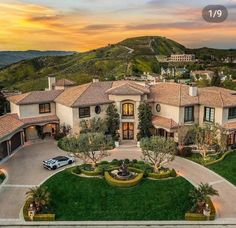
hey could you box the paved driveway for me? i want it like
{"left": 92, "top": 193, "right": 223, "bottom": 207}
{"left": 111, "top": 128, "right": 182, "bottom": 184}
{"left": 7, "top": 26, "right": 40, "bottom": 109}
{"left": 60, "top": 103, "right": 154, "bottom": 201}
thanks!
{"left": 0, "top": 140, "right": 68, "bottom": 219}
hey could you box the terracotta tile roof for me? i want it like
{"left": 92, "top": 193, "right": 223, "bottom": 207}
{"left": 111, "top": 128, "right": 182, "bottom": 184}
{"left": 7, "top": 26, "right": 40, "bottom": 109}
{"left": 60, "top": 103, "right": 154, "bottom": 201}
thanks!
{"left": 55, "top": 79, "right": 76, "bottom": 87}
{"left": 21, "top": 115, "right": 59, "bottom": 125}
{"left": 198, "top": 87, "right": 236, "bottom": 107}
{"left": 0, "top": 114, "right": 24, "bottom": 138}
{"left": 55, "top": 83, "right": 91, "bottom": 107}
{"left": 8, "top": 90, "right": 63, "bottom": 105}
{"left": 107, "top": 81, "right": 150, "bottom": 95}
{"left": 148, "top": 83, "right": 199, "bottom": 106}
{"left": 152, "top": 115, "right": 178, "bottom": 130}
{"left": 73, "top": 81, "right": 113, "bottom": 107}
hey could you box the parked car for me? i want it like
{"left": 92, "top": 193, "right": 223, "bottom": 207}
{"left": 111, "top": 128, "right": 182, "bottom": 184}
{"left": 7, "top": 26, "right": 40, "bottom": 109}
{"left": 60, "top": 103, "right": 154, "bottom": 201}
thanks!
{"left": 43, "top": 156, "right": 75, "bottom": 170}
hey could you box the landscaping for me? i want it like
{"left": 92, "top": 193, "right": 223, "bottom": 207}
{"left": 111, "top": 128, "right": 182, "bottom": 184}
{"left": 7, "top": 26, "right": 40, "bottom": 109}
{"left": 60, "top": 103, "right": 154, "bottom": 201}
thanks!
{"left": 208, "top": 151, "right": 236, "bottom": 186}
{"left": 41, "top": 168, "right": 194, "bottom": 221}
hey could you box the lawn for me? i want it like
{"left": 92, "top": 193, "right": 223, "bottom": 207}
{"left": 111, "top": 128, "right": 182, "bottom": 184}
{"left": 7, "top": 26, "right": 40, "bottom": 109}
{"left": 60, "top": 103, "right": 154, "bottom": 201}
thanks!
{"left": 42, "top": 169, "right": 194, "bottom": 221}
{"left": 209, "top": 151, "right": 236, "bottom": 186}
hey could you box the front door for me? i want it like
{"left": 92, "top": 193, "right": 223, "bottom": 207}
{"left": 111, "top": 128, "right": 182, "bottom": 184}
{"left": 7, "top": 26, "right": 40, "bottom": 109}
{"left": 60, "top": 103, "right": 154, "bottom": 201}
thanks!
{"left": 122, "top": 123, "right": 134, "bottom": 140}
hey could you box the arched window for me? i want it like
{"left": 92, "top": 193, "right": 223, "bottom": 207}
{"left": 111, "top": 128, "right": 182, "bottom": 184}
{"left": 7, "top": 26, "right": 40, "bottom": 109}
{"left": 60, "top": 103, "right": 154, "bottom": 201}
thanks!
{"left": 122, "top": 103, "right": 134, "bottom": 116}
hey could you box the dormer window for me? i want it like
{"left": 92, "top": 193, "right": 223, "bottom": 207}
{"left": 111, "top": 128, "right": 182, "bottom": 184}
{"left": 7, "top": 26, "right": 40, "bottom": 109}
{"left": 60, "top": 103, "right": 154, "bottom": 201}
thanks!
{"left": 39, "top": 103, "right": 51, "bottom": 114}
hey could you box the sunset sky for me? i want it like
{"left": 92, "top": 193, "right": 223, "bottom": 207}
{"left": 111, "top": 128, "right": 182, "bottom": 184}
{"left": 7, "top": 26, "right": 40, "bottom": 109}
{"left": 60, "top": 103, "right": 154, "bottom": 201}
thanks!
{"left": 0, "top": 0, "right": 235, "bottom": 51}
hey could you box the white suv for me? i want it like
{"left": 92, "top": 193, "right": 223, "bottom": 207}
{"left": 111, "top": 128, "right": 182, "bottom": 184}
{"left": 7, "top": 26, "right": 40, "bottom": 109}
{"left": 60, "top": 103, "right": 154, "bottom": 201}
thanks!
{"left": 43, "top": 156, "right": 75, "bottom": 170}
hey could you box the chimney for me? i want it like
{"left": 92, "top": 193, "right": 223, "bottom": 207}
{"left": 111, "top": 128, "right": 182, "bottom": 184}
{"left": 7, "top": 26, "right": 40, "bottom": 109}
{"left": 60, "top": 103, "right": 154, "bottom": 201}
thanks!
{"left": 48, "top": 75, "right": 56, "bottom": 90}
{"left": 93, "top": 76, "right": 99, "bottom": 83}
{"left": 189, "top": 83, "right": 198, "bottom": 96}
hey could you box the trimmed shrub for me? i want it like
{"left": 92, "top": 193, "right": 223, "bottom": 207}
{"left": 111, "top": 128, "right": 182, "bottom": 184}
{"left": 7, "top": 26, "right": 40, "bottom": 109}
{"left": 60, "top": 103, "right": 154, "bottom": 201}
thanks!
{"left": 132, "top": 159, "right": 138, "bottom": 164}
{"left": 73, "top": 166, "right": 81, "bottom": 175}
{"left": 185, "top": 198, "right": 216, "bottom": 221}
{"left": 104, "top": 171, "right": 143, "bottom": 187}
{"left": 80, "top": 168, "right": 101, "bottom": 176}
{"left": 110, "top": 159, "right": 119, "bottom": 165}
{"left": 100, "top": 161, "right": 109, "bottom": 165}
{"left": 148, "top": 169, "right": 177, "bottom": 179}
{"left": 124, "top": 159, "right": 130, "bottom": 164}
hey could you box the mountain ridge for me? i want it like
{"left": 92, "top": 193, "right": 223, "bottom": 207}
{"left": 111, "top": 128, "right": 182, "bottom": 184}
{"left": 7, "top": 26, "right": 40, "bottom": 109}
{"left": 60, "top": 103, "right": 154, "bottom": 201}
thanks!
{"left": 0, "top": 36, "right": 235, "bottom": 92}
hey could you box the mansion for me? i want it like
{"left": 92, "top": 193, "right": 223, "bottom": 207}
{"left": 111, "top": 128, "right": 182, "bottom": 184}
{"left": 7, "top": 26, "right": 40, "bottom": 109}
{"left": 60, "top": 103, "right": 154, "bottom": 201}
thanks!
{"left": 1, "top": 76, "right": 236, "bottom": 161}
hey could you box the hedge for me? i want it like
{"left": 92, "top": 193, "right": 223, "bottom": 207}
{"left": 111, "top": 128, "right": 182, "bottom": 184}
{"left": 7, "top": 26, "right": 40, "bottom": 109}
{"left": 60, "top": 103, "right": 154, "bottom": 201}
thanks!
{"left": 80, "top": 168, "right": 102, "bottom": 176}
{"left": 148, "top": 169, "right": 177, "bottom": 179}
{"left": 104, "top": 171, "right": 143, "bottom": 187}
{"left": 185, "top": 198, "right": 216, "bottom": 221}
{"left": 23, "top": 199, "right": 55, "bottom": 221}
{"left": 205, "top": 150, "right": 235, "bottom": 166}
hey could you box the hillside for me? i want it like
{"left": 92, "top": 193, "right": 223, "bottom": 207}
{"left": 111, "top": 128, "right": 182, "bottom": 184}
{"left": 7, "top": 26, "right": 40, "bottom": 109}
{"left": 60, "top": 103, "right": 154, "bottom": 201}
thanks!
{"left": 0, "top": 36, "right": 235, "bottom": 92}
{"left": 0, "top": 50, "right": 76, "bottom": 68}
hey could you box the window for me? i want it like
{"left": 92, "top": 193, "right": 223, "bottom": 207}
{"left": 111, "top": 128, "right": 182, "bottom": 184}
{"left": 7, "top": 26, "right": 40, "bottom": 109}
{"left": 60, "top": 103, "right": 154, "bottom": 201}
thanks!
{"left": 95, "top": 105, "right": 101, "bottom": 114}
{"left": 39, "top": 103, "right": 51, "bottom": 114}
{"left": 156, "top": 104, "right": 161, "bottom": 112}
{"left": 79, "top": 107, "right": 90, "bottom": 118}
{"left": 122, "top": 103, "right": 134, "bottom": 116}
{"left": 184, "top": 106, "right": 194, "bottom": 122}
{"left": 204, "top": 107, "right": 215, "bottom": 122}
{"left": 228, "top": 107, "right": 236, "bottom": 119}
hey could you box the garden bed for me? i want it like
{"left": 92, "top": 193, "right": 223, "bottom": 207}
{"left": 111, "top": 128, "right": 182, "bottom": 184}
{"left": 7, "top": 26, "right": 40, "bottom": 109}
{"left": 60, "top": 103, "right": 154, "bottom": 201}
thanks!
{"left": 41, "top": 168, "right": 194, "bottom": 220}
{"left": 185, "top": 198, "right": 216, "bottom": 221}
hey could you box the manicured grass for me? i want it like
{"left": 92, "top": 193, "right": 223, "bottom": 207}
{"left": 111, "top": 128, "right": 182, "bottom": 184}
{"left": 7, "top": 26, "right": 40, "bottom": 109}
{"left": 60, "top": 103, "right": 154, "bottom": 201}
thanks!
{"left": 42, "top": 169, "right": 193, "bottom": 221}
{"left": 209, "top": 151, "right": 236, "bottom": 186}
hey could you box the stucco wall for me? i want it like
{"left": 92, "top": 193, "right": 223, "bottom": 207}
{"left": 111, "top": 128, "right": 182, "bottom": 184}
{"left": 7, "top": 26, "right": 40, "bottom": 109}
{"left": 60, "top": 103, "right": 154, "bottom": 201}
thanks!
{"left": 152, "top": 103, "right": 180, "bottom": 124}
{"left": 10, "top": 103, "right": 20, "bottom": 116}
{"left": 73, "top": 104, "right": 110, "bottom": 134}
{"left": 19, "top": 102, "right": 56, "bottom": 119}
{"left": 56, "top": 103, "right": 73, "bottom": 128}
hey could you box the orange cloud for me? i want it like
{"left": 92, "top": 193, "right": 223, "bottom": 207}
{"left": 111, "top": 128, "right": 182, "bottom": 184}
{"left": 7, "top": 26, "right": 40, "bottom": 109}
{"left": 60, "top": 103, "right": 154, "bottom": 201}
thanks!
{"left": 0, "top": 0, "right": 235, "bottom": 51}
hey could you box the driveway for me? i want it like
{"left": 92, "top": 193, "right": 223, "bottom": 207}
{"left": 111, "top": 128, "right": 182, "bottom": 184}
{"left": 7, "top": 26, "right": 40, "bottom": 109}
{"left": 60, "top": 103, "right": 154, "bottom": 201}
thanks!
{"left": 1, "top": 141, "right": 236, "bottom": 220}
{"left": 0, "top": 140, "right": 68, "bottom": 219}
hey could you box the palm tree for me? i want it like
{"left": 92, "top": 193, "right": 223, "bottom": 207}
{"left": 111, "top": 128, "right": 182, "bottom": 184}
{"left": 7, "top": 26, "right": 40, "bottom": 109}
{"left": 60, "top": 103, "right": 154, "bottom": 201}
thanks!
{"left": 189, "top": 183, "right": 219, "bottom": 213}
{"left": 26, "top": 186, "right": 51, "bottom": 212}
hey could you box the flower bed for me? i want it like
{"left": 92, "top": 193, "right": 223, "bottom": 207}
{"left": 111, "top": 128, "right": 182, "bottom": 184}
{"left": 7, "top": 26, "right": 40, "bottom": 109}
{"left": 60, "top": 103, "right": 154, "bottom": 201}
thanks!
{"left": 185, "top": 198, "right": 216, "bottom": 221}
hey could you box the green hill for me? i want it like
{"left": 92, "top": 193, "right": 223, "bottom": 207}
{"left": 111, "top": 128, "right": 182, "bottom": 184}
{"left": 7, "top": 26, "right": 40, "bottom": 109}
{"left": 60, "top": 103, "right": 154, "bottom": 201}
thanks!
{"left": 0, "top": 36, "right": 235, "bottom": 92}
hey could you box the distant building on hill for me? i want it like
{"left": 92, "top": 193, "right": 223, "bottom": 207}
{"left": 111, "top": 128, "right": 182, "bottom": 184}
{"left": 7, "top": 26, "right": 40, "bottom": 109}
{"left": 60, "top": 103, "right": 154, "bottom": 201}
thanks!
{"left": 170, "top": 54, "right": 195, "bottom": 62}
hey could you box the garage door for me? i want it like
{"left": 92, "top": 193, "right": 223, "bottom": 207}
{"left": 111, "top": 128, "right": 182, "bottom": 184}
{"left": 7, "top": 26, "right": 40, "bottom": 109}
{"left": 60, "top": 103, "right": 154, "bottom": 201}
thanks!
{"left": 10, "top": 132, "right": 22, "bottom": 153}
{"left": 0, "top": 141, "right": 8, "bottom": 161}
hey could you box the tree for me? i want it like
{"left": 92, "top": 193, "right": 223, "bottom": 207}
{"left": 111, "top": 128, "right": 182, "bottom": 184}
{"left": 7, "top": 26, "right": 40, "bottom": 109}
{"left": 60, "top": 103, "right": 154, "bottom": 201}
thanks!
{"left": 210, "top": 71, "right": 221, "bottom": 87}
{"left": 138, "top": 102, "right": 153, "bottom": 138}
{"left": 189, "top": 183, "right": 219, "bottom": 213}
{"left": 178, "top": 125, "right": 196, "bottom": 150}
{"left": 26, "top": 186, "right": 51, "bottom": 212}
{"left": 106, "top": 104, "right": 120, "bottom": 138}
{"left": 194, "top": 124, "right": 227, "bottom": 160}
{"left": 70, "top": 133, "right": 110, "bottom": 168}
{"left": 80, "top": 117, "right": 107, "bottom": 134}
{"left": 140, "top": 136, "right": 176, "bottom": 173}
